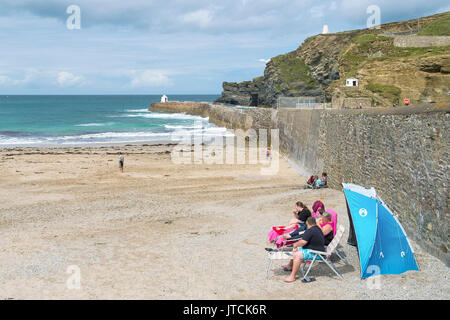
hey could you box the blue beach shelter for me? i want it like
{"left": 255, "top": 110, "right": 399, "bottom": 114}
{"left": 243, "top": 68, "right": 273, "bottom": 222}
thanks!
{"left": 342, "top": 183, "right": 419, "bottom": 279}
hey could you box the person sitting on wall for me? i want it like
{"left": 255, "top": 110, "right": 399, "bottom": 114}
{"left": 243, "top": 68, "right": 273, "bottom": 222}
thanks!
{"left": 282, "top": 217, "right": 326, "bottom": 283}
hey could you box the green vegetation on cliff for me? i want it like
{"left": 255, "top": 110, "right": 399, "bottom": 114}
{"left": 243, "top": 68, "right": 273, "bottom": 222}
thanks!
{"left": 366, "top": 83, "right": 402, "bottom": 102}
{"left": 339, "top": 34, "right": 391, "bottom": 78}
{"left": 340, "top": 34, "right": 449, "bottom": 78}
{"left": 271, "top": 52, "right": 319, "bottom": 89}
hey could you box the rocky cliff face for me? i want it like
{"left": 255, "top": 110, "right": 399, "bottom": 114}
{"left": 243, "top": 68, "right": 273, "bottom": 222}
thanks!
{"left": 216, "top": 80, "right": 265, "bottom": 106}
{"left": 215, "top": 33, "right": 350, "bottom": 107}
{"left": 215, "top": 12, "right": 450, "bottom": 107}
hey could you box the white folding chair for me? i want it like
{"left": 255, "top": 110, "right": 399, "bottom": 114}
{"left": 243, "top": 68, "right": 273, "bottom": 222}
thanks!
{"left": 300, "top": 225, "right": 347, "bottom": 280}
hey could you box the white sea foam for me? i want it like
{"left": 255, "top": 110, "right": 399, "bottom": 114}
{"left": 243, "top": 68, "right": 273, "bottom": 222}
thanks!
{"left": 107, "top": 111, "right": 209, "bottom": 122}
{"left": 0, "top": 126, "right": 233, "bottom": 146}
{"left": 124, "top": 108, "right": 149, "bottom": 113}
{"left": 164, "top": 124, "right": 203, "bottom": 129}
{"left": 75, "top": 122, "right": 115, "bottom": 127}
{"left": 0, "top": 136, "right": 44, "bottom": 146}
{"left": 123, "top": 112, "right": 208, "bottom": 121}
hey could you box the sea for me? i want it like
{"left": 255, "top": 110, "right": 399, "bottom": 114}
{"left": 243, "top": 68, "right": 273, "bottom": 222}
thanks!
{"left": 0, "top": 95, "right": 227, "bottom": 147}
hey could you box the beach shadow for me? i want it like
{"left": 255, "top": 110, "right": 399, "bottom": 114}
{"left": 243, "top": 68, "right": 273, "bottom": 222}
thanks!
{"left": 302, "top": 262, "right": 356, "bottom": 280}
{"left": 267, "top": 258, "right": 355, "bottom": 281}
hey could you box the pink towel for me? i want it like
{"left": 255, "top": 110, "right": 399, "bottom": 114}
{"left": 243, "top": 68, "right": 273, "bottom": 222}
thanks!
{"left": 275, "top": 236, "right": 287, "bottom": 248}
{"left": 268, "top": 226, "right": 297, "bottom": 242}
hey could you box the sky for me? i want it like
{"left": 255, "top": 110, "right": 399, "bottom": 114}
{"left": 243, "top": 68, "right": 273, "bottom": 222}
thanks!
{"left": 0, "top": 0, "right": 448, "bottom": 95}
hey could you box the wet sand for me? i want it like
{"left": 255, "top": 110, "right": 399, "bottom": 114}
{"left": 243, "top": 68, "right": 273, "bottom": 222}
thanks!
{"left": 0, "top": 144, "right": 448, "bottom": 299}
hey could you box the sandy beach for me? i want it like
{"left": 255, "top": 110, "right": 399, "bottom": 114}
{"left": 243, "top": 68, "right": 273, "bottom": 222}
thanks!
{"left": 0, "top": 144, "right": 448, "bottom": 300}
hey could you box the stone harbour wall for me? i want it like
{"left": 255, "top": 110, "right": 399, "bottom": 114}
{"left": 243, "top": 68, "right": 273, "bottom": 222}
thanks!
{"left": 150, "top": 102, "right": 273, "bottom": 131}
{"left": 394, "top": 35, "right": 450, "bottom": 47}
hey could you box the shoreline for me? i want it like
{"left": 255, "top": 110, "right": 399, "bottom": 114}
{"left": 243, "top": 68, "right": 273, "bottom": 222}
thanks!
{"left": 0, "top": 140, "right": 179, "bottom": 151}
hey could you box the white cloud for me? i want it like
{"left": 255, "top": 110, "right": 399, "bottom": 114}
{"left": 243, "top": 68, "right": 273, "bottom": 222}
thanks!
{"left": 258, "top": 58, "right": 271, "bottom": 64}
{"left": 0, "top": 68, "right": 41, "bottom": 86}
{"left": 1, "top": 1, "right": 448, "bottom": 94}
{"left": 181, "top": 9, "right": 214, "bottom": 28}
{"left": 310, "top": 5, "right": 326, "bottom": 18}
{"left": 0, "top": 75, "right": 11, "bottom": 84}
{"left": 330, "top": 1, "right": 338, "bottom": 11}
{"left": 56, "top": 71, "right": 85, "bottom": 87}
{"left": 128, "top": 70, "right": 173, "bottom": 88}
{"left": 0, "top": 75, "right": 13, "bottom": 87}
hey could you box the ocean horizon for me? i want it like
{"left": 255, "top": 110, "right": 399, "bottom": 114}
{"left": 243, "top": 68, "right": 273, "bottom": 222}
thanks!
{"left": 0, "top": 95, "right": 225, "bottom": 147}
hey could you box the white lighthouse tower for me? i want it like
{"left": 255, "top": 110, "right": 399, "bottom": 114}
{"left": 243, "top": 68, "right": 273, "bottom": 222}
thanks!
{"left": 322, "top": 25, "right": 329, "bottom": 34}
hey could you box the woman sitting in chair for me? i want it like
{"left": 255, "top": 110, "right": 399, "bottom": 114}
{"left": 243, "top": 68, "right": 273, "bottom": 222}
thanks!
{"left": 316, "top": 210, "right": 334, "bottom": 246}
{"left": 268, "top": 202, "right": 311, "bottom": 246}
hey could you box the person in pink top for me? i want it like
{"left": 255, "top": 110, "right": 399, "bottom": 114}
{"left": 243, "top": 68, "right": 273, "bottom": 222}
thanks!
{"left": 316, "top": 210, "right": 335, "bottom": 246}
{"left": 311, "top": 200, "right": 325, "bottom": 217}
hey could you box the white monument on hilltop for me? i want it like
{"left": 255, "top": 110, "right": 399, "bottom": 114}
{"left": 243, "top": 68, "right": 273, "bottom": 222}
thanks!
{"left": 322, "top": 25, "right": 329, "bottom": 34}
{"left": 161, "top": 94, "right": 168, "bottom": 103}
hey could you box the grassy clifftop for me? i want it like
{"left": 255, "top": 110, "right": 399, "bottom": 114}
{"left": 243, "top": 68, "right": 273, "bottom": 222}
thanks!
{"left": 270, "top": 52, "right": 319, "bottom": 90}
{"left": 418, "top": 16, "right": 450, "bottom": 35}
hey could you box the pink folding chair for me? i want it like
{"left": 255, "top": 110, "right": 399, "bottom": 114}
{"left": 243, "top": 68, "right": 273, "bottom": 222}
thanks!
{"left": 325, "top": 208, "right": 338, "bottom": 236}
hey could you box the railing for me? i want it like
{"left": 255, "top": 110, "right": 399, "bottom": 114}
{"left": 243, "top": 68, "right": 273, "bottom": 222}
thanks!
{"left": 379, "top": 29, "right": 420, "bottom": 37}
{"left": 277, "top": 97, "right": 332, "bottom": 109}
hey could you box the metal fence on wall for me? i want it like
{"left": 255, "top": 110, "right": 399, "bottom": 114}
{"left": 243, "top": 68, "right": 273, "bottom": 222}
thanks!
{"left": 276, "top": 96, "right": 332, "bottom": 109}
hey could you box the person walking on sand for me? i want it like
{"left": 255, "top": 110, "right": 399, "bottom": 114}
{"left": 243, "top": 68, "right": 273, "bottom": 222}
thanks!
{"left": 266, "top": 147, "right": 272, "bottom": 161}
{"left": 119, "top": 153, "right": 125, "bottom": 173}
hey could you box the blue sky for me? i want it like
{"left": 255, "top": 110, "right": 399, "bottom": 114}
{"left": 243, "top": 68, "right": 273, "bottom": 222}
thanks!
{"left": 0, "top": 0, "right": 448, "bottom": 94}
